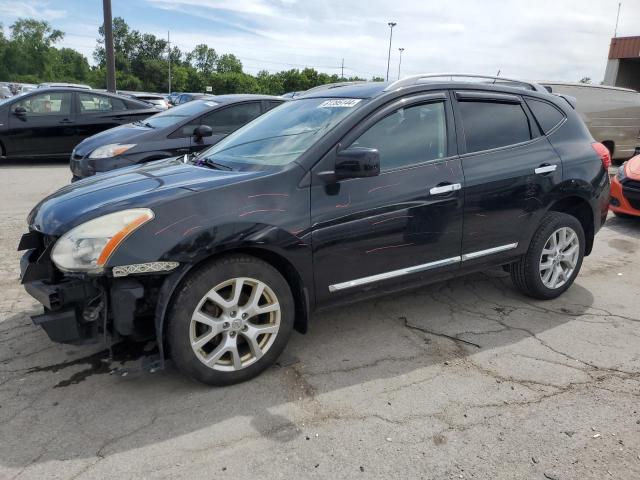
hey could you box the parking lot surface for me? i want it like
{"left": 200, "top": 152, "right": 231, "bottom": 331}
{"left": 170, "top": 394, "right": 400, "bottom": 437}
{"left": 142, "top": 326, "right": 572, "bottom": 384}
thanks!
{"left": 1, "top": 162, "right": 639, "bottom": 479}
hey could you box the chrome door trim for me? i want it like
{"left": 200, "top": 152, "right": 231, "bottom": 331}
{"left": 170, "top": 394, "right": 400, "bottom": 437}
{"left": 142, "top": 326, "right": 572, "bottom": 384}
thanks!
{"left": 534, "top": 165, "right": 557, "bottom": 174}
{"left": 461, "top": 243, "right": 518, "bottom": 261}
{"left": 327, "top": 243, "right": 518, "bottom": 292}
{"left": 328, "top": 255, "right": 461, "bottom": 292}
{"left": 429, "top": 183, "right": 462, "bottom": 195}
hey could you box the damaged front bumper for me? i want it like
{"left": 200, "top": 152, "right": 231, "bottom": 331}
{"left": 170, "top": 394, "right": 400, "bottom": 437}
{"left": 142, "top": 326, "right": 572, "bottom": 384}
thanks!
{"left": 19, "top": 231, "right": 164, "bottom": 345}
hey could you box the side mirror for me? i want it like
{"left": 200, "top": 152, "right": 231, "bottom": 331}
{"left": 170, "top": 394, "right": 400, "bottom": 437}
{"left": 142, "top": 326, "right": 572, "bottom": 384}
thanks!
{"left": 334, "top": 147, "right": 380, "bottom": 180}
{"left": 194, "top": 125, "right": 213, "bottom": 139}
{"left": 13, "top": 106, "right": 27, "bottom": 117}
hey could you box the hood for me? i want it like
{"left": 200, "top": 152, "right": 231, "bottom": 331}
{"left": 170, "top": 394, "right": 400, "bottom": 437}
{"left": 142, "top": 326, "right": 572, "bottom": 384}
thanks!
{"left": 28, "top": 157, "right": 268, "bottom": 236}
{"left": 73, "top": 123, "right": 156, "bottom": 157}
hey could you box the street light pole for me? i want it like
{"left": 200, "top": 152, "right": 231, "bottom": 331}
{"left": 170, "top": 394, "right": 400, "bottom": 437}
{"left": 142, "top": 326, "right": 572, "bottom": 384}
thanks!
{"left": 385, "top": 22, "right": 396, "bottom": 82}
{"left": 167, "top": 30, "right": 172, "bottom": 94}
{"left": 397, "top": 47, "right": 404, "bottom": 80}
{"left": 102, "top": 0, "right": 116, "bottom": 92}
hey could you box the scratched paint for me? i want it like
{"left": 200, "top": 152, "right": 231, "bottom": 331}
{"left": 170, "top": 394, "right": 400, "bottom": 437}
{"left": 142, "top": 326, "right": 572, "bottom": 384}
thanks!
{"left": 335, "top": 194, "right": 351, "bottom": 208}
{"left": 367, "top": 183, "right": 400, "bottom": 194}
{"left": 247, "top": 193, "right": 290, "bottom": 199}
{"left": 365, "top": 243, "right": 415, "bottom": 254}
{"left": 182, "top": 226, "right": 202, "bottom": 236}
{"left": 370, "top": 215, "right": 413, "bottom": 226}
{"left": 154, "top": 214, "right": 197, "bottom": 236}
{"left": 238, "top": 209, "right": 286, "bottom": 217}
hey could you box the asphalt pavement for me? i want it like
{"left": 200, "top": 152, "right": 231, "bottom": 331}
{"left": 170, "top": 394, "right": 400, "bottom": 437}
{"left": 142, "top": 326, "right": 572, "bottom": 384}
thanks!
{"left": 0, "top": 162, "right": 638, "bottom": 479}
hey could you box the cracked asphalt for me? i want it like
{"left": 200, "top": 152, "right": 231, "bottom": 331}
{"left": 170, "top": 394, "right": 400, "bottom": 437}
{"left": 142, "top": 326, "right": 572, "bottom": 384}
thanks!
{"left": 1, "top": 162, "right": 639, "bottom": 480}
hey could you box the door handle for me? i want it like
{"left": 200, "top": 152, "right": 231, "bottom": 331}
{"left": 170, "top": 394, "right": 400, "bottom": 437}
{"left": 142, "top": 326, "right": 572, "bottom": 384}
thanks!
{"left": 534, "top": 164, "right": 557, "bottom": 175}
{"left": 429, "top": 183, "right": 462, "bottom": 195}
{"left": 59, "top": 119, "right": 74, "bottom": 124}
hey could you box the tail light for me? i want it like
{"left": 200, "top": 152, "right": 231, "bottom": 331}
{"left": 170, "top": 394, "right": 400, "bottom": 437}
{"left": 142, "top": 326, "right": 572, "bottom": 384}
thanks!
{"left": 592, "top": 142, "right": 611, "bottom": 170}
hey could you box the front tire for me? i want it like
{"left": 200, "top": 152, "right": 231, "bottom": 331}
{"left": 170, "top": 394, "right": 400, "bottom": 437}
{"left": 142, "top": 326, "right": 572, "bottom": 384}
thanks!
{"left": 167, "top": 255, "right": 294, "bottom": 386}
{"left": 511, "top": 212, "right": 585, "bottom": 300}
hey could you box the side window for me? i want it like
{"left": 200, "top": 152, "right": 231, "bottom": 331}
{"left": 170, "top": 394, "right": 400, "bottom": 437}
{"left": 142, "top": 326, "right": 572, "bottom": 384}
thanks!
{"left": 78, "top": 93, "right": 128, "bottom": 113}
{"left": 349, "top": 102, "right": 447, "bottom": 171}
{"left": 525, "top": 98, "right": 565, "bottom": 134}
{"left": 202, "top": 102, "right": 263, "bottom": 134}
{"left": 266, "top": 101, "right": 283, "bottom": 111}
{"left": 12, "top": 92, "right": 72, "bottom": 115}
{"left": 458, "top": 101, "right": 531, "bottom": 153}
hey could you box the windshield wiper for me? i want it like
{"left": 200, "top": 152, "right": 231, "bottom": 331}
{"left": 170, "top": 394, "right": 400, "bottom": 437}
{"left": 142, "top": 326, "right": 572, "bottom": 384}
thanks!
{"left": 201, "top": 158, "right": 233, "bottom": 171}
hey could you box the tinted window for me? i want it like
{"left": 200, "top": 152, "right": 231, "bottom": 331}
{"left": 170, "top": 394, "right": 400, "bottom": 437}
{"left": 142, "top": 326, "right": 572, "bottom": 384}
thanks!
{"left": 79, "top": 93, "right": 127, "bottom": 113}
{"left": 349, "top": 102, "right": 447, "bottom": 171}
{"left": 202, "top": 102, "right": 262, "bottom": 134}
{"left": 459, "top": 101, "right": 531, "bottom": 153}
{"left": 266, "top": 101, "right": 283, "bottom": 111}
{"left": 13, "top": 92, "right": 72, "bottom": 115}
{"left": 526, "top": 98, "right": 565, "bottom": 134}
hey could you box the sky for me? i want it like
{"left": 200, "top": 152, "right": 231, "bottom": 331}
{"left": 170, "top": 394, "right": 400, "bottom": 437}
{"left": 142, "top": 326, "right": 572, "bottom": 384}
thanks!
{"left": 0, "top": 0, "right": 638, "bottom": 82}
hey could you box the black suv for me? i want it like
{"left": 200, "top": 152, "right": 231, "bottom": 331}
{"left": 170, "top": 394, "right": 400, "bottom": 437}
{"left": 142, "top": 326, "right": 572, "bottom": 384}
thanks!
{"left": 19, "top": 75, "right": 610, "bottom": 386}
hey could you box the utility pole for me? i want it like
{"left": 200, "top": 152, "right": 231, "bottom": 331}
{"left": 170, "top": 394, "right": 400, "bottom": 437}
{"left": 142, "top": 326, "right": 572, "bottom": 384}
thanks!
{"left": 167, "top": 31, "right": 172, "bottom": 94}
{"left": 397, "top": 47, "right": 404, "bottom": 80}
{"left": 341, "top": 58, "right": 344, "bottom": 79}
{"left": 386, "top": 22, "right": 396, "bottom": 82}
{"left": 614, "top": 2, "right": 622, "bottom": 37}
{"left": 102, "top": 0, "right": 116, "bottom": 92}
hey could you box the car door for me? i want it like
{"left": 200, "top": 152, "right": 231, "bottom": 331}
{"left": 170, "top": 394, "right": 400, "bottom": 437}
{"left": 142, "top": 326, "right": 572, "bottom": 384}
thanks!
{"left": 189, "top": 101, "right": 264, "bottom": 153}
{"left": 6, "top": 91, "right": 76, "bottom": 157}
{"left": 452, "top": 91, "right": 562, "bottom": 264}
{"left": 75, "top": 92, "right": 136, "bottom": 142}
{"left": 310, "top": 92, "right": 464, "bottom": 304}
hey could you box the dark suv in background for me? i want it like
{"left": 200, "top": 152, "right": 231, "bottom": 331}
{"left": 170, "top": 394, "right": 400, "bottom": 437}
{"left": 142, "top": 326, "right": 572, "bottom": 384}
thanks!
{"left": 19, "top": 75, "right": 610, "bottom": 386}
{"left": 70, "top": 95, "right": 285, "bottom": 179}
{"left": 0, "top": 88, "right": 158, "bottom": 160}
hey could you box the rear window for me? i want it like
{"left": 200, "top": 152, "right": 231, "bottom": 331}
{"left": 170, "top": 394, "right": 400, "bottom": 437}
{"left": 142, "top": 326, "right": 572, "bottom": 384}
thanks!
{"left": 459, "top": 101, "right": 531, "bottom": 153}
{"left": 526, "top": 98, "right": 565, "bottom": 134}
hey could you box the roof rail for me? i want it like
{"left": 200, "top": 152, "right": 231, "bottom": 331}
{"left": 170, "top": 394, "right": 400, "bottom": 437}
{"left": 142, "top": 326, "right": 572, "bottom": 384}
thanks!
{"left": 384, "top": 73, "right": 545, "bottom": 92}
{"left": 301, "top": 81, "right": 368, "bottom": 95}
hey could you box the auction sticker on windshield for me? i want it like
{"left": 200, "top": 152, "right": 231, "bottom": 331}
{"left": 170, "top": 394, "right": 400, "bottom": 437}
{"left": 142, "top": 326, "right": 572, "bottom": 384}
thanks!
{"left": 318, "top": 99, "right": 362, "bottom": 108}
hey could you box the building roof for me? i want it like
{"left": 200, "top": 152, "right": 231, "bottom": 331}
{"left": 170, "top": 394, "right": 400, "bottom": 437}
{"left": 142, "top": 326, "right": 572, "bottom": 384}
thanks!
{"left": 609, "top": 36, "right": 640, "bottom": 59}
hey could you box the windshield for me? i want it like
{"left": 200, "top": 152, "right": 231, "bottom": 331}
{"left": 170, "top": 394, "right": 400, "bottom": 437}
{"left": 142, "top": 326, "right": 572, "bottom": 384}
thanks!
{"left": 141, "top": 100, "right": 218, "bottom": 128}
{"left": 198, "top": 97, "right": 365, "bottom": 166}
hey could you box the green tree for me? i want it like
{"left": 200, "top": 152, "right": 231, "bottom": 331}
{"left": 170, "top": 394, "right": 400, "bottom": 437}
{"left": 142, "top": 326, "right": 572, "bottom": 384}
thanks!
{"left": 217, "top": 53, "right": 242, "bottom": 74}
{"left": 51, "top": 48, "right": 90, "bottom": 81}
{"left": 187, "top": 44, "right": 218, "bottom": 75}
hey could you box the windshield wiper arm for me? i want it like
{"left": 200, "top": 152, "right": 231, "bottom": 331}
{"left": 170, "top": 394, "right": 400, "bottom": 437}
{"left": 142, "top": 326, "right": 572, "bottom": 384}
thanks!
{"left": 202, "top": 158, "right": 233, "bottom": 171}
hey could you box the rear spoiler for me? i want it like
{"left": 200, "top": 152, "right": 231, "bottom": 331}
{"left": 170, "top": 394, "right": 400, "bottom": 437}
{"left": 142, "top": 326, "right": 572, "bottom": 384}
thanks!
{"left": 555, "top": 94, "right": 577, "bottom": 109}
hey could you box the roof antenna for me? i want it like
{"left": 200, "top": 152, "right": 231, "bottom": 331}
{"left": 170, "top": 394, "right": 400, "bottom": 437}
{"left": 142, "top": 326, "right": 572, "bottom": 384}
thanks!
{"left": 493, "top": 70, "right": 501, "bottom": 84}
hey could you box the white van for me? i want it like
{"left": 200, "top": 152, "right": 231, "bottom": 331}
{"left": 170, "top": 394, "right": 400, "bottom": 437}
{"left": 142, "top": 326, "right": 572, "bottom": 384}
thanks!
{"left": 541, "top": 82, "right": 640, "bottom": 161}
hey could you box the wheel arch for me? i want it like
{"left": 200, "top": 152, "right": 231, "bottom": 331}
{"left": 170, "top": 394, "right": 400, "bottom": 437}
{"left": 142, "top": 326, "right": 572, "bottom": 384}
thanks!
{"left": 547, "top": 195, "right": 595, "bottom": 255}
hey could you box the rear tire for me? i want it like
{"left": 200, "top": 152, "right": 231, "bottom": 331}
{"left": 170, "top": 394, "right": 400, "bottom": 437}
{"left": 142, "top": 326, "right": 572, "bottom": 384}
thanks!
{"left": 167, "top": 254, "right": 294, "bottom": 386}
{"left": 511, "top": 212, "right": 585, "bottom": 299}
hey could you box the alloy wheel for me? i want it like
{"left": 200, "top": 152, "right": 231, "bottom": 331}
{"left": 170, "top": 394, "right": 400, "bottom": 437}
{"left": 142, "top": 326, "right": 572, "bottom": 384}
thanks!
{"left": 539, "top": 226, "right": 580, "bottom": 289}
{"left": 189, "top": 277, "right": 281, "bottom": 372}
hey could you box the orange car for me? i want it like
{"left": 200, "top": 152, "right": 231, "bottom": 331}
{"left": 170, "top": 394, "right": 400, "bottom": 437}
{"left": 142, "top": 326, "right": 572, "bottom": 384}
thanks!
{"left": 610, "top": 154, "right": 640, "bottom": 217}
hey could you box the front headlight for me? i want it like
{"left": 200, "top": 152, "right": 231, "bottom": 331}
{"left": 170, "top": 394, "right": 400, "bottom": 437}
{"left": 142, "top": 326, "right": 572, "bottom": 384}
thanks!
{"left": 88, "top": 143, "right": 136, "bottom": 159}
{"left": 51, "top": 209, "right": 154, "bottom": 273}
